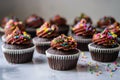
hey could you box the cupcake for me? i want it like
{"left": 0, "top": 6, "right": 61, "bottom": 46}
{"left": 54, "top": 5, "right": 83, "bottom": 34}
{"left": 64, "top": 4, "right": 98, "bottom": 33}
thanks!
{"left": 96, "top": 16, "right": 116, "bottom": 32}
{"left": 33, "top": 22, "right": 58, "bottom": 54}
{"left": 50, "top": 15, "right": 69, "bottom": 35}
{"left": 46, "top": 34, "right": 80, "bottom": 70}
{"left": 72, "top": 19, "right": 96, "bottom": 51}
{"left": 25, "top": 14, "right": 44, "bottom": 38}
{"left": 74, "top": 13, "right": 92, "bottom": 25}
{"left": 2, "top": 27, "right": 35, "bottom": 63}
{"left": 88, "top": 28, "right": 120, "bottom": 62}
{"left": 2, "top": 19, "right": 25, "bottom": 42}
{"left": 107, "top": 22, "right": 120, "bottom": 43}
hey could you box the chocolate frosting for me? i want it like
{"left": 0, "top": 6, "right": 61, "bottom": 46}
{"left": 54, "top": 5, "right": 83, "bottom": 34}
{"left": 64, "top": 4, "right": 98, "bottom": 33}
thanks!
{"left": 72, "top": 19, "right": 96, "bottom": 37}
{"left": 97, "top": 16, "right": 115, "bottom": 28}
{"left": 50, "top": 15, "right": 66, "bottom": 26}
{"left": 1, "top": 16, "right": 19, "bottom": 28}
{"left": 36, "top": 22, "right": 58, "bottom": 38}
{"left": 74, "top": 13, "right": 92, "bottom": 25}
{"left": 107, "top": 22, "right": 120, "bottom": 36}
{"left": 92, "top": 28, "right": 117, "bottom": 46}
{"left": 51, "top": 34, "right": 77, "bottom": 51}
{"left": 6, "top": 27, "right": 31, "bottom": 45}
{"left": 4, "top": 19, "right": 25, "bottom": 36}
{"left": 25, "top": 14, "right": 44, "bottom": 28}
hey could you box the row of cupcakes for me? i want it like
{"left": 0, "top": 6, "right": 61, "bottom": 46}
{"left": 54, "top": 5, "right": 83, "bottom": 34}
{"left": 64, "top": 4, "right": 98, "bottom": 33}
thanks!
{"left": 1, "top": 14, "right": 120, "bottom": 52}
{"left": 1, "top": 20, "right": 80, "bottom": 70}
{"left": 0, "top": 13, "right": 118, "bottom": 36}
{"left": 0, "top": 14, "right": 120, "bottom": 70}
{"left": 0, "top": 14, "right": 69, "bottom": 37}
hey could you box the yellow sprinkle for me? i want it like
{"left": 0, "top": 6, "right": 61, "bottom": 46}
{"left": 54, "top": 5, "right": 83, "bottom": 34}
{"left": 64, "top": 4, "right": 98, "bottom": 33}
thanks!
{"left": 88, "top": 62, "right": 92, "bottom": 66}
{"left": 96, "top": 64, "right": 99, "bottom": 69}
{"left": 81, "top": 52, "right": 85, "bottom": 56}
{"left": 80, "top": 24, "right": 83, "bottom": 27}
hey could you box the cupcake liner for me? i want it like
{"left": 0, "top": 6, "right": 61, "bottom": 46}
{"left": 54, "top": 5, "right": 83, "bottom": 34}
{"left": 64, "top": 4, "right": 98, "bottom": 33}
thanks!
{"left": 33, "top": 38, "right": 50, "bottom": 54}
{"left": 72, "top": 34, "right": 92, "bottom": 43}
{"left": 46, "top": 50, "right": 80, "bottom": 70}
{"left": 88, "top": 43, "right": 120, "bottom": 62}
{"left": 32, "top": 38, "right": 50, "bottom": 46}
{"left": 72, "top": 34, "right": 92, "bottom": 51}
{"left": 2, "top": 45, "right": 35, "bottom": 54}
{"left": 1, "top": 35, "right": 6, "bottom": 42}
{"left": 36, "top": 45, "right": 50, "bottom": 54}
{"left": 2, "top": 45, "right": 35, "bottom": 63}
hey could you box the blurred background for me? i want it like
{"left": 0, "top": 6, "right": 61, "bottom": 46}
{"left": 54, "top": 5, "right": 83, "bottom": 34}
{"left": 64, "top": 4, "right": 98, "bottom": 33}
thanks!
{"left": 0, "top": 0, "right": 120, "bottom": 24}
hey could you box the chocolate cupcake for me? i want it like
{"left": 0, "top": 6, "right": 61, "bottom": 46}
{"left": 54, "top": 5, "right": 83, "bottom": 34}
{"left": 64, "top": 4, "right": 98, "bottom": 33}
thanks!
{"left": 2, "top": 19, "right": 25, "bottom": 42}
{"left": 2, "top": 27, "right": 35, "bottom": 64}
{"left": 46, "top": 34, "right": 80, "bottom": 70}
{"left": 72, "top": 19, "right": 96, "bottom": 51}
{"left": 50, "top": 15, "right": 69, "bottom": 35}
{"left": 107, "top": 22, "right": 120, "bottom": 43}
{"left": 74, "top": 13, "right": 92, "bottom": 25}
{"left": 96, "top": 16, "right": 116, "bottom": 32}
{"left": 88, "top": 29, "right": 120, "bottom": 62}
{"left": 33, "top": 22, "right": 58, "bottom": 54}
{"left": 25, "top": 14, "right": 44, "bottom": 38}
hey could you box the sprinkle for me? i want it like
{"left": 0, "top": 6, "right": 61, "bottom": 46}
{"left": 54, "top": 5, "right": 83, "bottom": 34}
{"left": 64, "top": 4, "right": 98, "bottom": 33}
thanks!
{"left": 111, "top": 68, "right": 117, "bottom": 72}
{"left": 14, "top": 36, "right": 19, "bottom": 39}
{"left": 110, "top": 72, "right": 113, "bottom": 78}
{"left": 88, "top": 62, "right": 92, "bottom": 66}
{"left": 96, "top": 63, "right": 99, "bottom": 70}
{"left": 81, "top": 52, "right": 87, "bottom": 59}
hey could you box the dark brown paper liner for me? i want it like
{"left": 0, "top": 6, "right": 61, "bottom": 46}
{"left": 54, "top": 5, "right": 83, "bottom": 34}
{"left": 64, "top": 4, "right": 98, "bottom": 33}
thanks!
{"left": 48, "top": 58, "right": 78, "bottom": 70}
{"left": 88, "top": 43, "right": 120, "bottom": 62}
{"left": 2, "top": 45, "right": 35, "bottom": 64}
{"left": 46, "top": 51, "right": 80, "bottom": 70}
{"left": 4, "top": 52, "right": 34, "bottom": 64}
{"left": 90, "top": 51, "right": 119, "bottom": 62}
{"left": 36, "top": 45, "right": 50, "bottom": 54}
{"left": 32, "top": 37, "right": 50, "bottom": 54}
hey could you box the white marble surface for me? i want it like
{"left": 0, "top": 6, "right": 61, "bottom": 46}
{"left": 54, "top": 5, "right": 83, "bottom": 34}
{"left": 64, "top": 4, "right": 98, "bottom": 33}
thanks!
{"left": 0, "top": 39, "right": 120, "bottom": 80}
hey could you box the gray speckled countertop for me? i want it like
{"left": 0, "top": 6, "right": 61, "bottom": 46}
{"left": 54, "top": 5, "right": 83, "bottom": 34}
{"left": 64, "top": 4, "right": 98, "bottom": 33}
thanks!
{"left": 0, "top": 39, "right": 120, "bottom": 80}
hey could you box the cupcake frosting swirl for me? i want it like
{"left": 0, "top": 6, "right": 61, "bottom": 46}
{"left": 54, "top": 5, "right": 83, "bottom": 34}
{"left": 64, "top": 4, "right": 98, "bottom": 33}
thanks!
{"left": 107, "top": 22, "right": 120, "bottom": 36}
{"left": 36, "top": 22, "right": 58, "bottom": 38}
{"left": 72, "top": 19, "right": 96, "bottom": 37}
{"left": 74, "top": 13, "right": 92, "bottom": 25}
{"left": 92, "top": 28, "right": 117, "bottom": 46}
{"left": 97, "top": 16, "right": 115, "bottom": 28}
{"left": 6, "top": 27, "right": 31, "bottom": 45}
{"left": 4, "top": 19, "right": 25, "bottom": 36}
{"left": 50, "top": 15, "right": 66, "bottom": 25}
{"left": 1, "top": 16, "right": 19, "bottom": 28}
{"left": 25, "top": 14, "right": 44, "bottom": 28}
{"left": 51, "top": 34, "right": 77, "bottom": 50}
